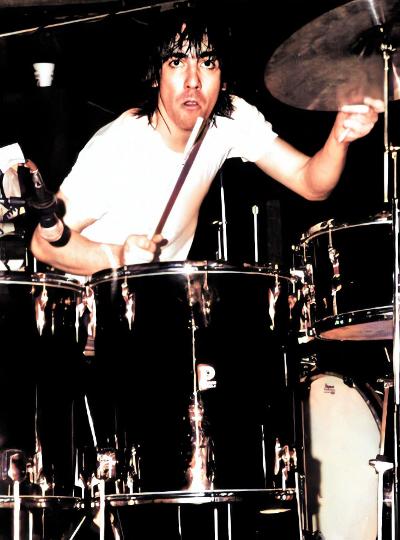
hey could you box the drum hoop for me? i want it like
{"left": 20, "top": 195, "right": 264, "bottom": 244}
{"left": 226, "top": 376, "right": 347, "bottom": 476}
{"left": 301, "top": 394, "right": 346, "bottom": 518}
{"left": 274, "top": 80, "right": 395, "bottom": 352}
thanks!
{"left": 0, "top": 271, "right": 83, "bottom": 291}
{"left": 0, "top": 495, "right": 82, "bottom": 510}
{"left": 90, "top": 261, "right": 293, "bottom": 286}
{"left": 301, "top": 212, "right": 392, "bottom": 244}
{"left": 307, "top": 371, "right": 381, "bottom": 428}
{"left": 318, "top": 305, "right": 393, "bottom": 321}
{"left": 95, "top": 488, "right": 296, "bottom": 506}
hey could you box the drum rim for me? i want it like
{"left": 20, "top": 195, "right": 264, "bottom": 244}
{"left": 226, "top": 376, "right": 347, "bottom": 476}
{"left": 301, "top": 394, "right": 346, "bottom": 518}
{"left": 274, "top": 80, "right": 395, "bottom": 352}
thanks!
{"left": 93, "top": 488, "right": 296, "bottom": 507}
{"left": 90, "top": 260, "right": 293, "bottom": 286}
{"left": 0, "top": 271, "right": 83, "bottom": 291}
{"left": 0, "top": 495, "right": 82, "bottom": 509}
{"left": 300, "top": 210, "right": 392, "bottom": 244}
{"left": 315, "top": 306, "right": 393, "bottom": 340}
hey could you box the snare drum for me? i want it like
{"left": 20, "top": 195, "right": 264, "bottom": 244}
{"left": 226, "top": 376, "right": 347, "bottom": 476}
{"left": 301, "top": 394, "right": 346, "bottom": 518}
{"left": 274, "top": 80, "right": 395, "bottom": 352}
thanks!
{"left": 299, "top": 213, "right": 393, "bottom": 340}
{"left": 88, "top": 261, "right": 293, "bottom": 498}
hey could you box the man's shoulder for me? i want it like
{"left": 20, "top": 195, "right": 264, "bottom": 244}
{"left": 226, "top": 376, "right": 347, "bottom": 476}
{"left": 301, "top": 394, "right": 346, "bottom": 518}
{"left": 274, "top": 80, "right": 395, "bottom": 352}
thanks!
{"left": 103, "top": 109, "right": 149, "bottom": 131}
{"left": 89, "top": 110, "right": 150, "bottom": 145}
{"left": 214, "top": 95, "right": 265, "bottom": 128}
{"left": 230, "top": 95, "right": 262, "bottom": 118}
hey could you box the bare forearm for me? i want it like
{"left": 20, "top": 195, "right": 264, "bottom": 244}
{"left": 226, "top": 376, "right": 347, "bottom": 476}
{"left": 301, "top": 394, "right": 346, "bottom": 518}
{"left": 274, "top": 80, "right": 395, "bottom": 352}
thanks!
{"left": 31, "top": 226, "right": 123, "bottom": 276}
{"left": 302, "top": 130, "right": 349, "bottom": 200}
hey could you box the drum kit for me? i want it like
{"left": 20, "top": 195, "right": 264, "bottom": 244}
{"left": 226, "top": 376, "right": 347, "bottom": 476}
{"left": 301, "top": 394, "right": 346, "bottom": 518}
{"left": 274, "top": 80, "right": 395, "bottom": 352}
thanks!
{"left": 0, "top": 0, "right": 399, "bottom": 538}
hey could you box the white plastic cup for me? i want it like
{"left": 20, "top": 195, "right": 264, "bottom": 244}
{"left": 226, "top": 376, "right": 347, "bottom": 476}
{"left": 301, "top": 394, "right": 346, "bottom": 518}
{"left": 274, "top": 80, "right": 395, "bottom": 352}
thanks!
{"left": 33, "top": 62, "right": 55, "bottom": 87}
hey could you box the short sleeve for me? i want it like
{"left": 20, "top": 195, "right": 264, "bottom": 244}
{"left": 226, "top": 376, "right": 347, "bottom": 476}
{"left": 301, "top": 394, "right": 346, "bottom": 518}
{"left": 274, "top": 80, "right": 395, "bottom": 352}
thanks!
{"left": 60, "top": 122, "right": 116, "bottom": 226}
{"left": 218, "top": 96, "right": 278, "bottom": 163}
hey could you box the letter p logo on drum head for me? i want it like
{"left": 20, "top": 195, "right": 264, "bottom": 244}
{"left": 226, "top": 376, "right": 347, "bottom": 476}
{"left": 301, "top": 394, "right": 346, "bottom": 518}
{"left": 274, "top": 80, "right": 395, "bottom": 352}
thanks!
{"left": 197, "top": 364, "right": 217, "bottom": 391}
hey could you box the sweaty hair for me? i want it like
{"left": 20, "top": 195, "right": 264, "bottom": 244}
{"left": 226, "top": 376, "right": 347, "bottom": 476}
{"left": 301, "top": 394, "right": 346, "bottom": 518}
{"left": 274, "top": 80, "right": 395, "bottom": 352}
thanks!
{"left": 137, "top": 7, "right": 234, "bottom": 122}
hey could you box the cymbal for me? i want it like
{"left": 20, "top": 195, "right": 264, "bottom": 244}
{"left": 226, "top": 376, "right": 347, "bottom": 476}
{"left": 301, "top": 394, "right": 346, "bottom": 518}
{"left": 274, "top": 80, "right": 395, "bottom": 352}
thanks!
{"left": 264, "top": 0, "right": 400, "bottom": 111}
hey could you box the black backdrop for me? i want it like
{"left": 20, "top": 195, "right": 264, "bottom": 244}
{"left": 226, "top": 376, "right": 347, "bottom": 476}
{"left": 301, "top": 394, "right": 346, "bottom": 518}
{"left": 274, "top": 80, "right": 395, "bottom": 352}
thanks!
{"left": 0, "top": 3, "right": 396, "bottom": 537}
{"left": 0, "top": 0, "right": 395, "bottom": 265}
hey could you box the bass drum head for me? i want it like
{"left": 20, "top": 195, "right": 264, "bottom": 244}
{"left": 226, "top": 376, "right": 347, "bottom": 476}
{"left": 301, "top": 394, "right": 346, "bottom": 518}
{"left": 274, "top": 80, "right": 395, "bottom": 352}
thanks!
{"left": 303, "top": 373, "right": 379, "bottom": 540}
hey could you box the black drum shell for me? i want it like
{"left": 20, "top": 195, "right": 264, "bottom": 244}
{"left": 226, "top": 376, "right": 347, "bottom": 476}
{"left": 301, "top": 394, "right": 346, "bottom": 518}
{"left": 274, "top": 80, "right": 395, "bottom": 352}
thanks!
{"left": 89, "top": 261, "right": 292, "bottom": 494}
{"left": 300, "top": 215, "right": 393, "bottom": 340}
{"left": 0, "top": 272, "right": 84, "bottom": 496}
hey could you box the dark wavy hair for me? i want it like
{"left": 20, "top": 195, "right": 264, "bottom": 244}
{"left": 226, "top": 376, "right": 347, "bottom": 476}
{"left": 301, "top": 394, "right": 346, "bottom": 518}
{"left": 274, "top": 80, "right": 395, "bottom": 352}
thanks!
{"left": 136, "top": 6, "right": 234, "bottom": 123}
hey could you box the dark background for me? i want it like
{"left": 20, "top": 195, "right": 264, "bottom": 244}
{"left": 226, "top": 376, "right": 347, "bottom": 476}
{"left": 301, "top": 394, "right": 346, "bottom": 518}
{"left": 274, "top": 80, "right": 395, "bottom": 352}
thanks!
{"left": 0, "top": 4, "right": 396, "bottom": 537}
{"left": 0, "top": 0, "right": 396, "bottom": 267}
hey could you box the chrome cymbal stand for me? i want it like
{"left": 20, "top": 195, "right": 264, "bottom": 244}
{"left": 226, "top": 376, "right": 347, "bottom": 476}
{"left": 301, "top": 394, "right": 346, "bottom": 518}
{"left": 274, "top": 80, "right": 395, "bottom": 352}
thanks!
{"left": 368, "top": 39, "right": 399, "bottom": 540}
{"left": 390, "top": 142, "right": 399, "bottom": 540}
{"left": 383, "top": 40, "right": 398, "bottom": 540}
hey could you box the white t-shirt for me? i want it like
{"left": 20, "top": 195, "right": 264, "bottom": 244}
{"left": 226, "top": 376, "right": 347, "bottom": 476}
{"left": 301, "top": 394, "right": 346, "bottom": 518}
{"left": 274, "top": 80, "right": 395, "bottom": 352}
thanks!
{"left": 61, "top": 95, "right": 278, "bottom": 262}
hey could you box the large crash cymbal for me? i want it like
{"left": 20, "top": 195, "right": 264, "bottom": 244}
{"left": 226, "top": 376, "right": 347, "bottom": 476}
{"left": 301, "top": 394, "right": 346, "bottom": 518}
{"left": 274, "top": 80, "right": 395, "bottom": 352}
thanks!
{"left": 265, "top": 0, "right": 400, "bottom": 111}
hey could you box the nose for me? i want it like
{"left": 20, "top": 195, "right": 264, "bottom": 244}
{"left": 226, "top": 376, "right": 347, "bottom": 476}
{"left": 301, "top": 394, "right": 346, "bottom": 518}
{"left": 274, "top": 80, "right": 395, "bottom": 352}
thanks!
{"left": 185, "top": 62, "right": 201, "bottom": 89}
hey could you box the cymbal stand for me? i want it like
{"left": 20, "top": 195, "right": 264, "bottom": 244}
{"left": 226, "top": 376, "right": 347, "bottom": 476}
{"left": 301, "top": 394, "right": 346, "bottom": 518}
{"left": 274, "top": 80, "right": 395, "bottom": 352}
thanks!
{"left": 391, "top": 151, "right": 399, "bottom": 540}
{"left": 368, "top": 40, "right": 400, "bottom": 540}
{"left": 370, "top": 380, "right": 394, "bottom": 540}
{"left": 382, "top": 44, "right": 394, "bottom": 204}
{"left": 12, "top": 480, "right": 20, "bottom": 540}
{"left": 382, "top": 39, "right": 400, "bottom": 540}
{"left": 219, "top": 172, "right": 228, "bottom": 261}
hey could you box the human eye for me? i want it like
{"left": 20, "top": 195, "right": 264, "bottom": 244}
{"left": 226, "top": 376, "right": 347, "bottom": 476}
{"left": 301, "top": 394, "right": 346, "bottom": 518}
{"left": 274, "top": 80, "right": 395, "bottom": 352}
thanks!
{"left": 201, "top": 56, "right": 218, "bottom": 69}
{"left": 168, "top": 56, "right": 184, "bottom": 68}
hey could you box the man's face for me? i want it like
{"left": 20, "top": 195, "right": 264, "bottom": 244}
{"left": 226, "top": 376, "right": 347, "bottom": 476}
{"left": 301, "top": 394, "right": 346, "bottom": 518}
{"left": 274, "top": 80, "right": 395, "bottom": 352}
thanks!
{"left": 157, "top": 33, "right": 222, "bottom": 134}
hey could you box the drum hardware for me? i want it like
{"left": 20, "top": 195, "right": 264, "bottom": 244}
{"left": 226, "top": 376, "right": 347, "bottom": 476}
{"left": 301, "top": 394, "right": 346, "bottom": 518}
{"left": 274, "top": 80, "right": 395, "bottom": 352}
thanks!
{"left": 289, "top": 245, "right": 316, "bottom": 344}
{"left": 76, "top": 285, "right": 96, "bottom": 355}
{"left": 273, "top": 438, "right": 297, "bottom": 491}
{"left": 390, "top": 146, "right": 400, "bottom": 540}
{"left": 219, "top": 172, "right": 228, "bottom": 262}
{"left": 212, "top": 220, "right": 224, "bottom": 260}
{"left": 370, "top": 456, "right": 393, "bottom": 540}
{"left": 368, "top": 377, "right": 394, "bottom": 540}
{"left": 211, "top": 172, "right": 228, "bottom": 262}
{"left": 252, "top": 204, "right": 259, "bottom": 264}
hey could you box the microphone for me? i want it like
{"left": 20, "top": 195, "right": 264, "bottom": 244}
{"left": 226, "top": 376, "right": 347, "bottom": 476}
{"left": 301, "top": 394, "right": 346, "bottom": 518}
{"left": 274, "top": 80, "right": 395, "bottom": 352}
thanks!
{"left": 26, "top": 160, "right": 71, "bottom": 247}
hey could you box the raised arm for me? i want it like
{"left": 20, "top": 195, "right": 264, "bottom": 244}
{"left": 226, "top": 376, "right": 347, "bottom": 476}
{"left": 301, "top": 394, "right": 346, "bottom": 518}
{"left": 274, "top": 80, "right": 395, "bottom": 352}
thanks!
{"left": 255, "top": 97, "right": 383, "bottom": 200}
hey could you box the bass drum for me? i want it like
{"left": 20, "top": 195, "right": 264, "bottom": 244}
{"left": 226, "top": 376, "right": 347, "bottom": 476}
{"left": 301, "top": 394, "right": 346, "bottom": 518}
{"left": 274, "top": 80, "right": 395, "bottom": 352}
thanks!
{"left": 299, "top": 212, "right": 393, "bottom": 340}
{"left": 301, "top": 372, "right": 380, "bottom": 540}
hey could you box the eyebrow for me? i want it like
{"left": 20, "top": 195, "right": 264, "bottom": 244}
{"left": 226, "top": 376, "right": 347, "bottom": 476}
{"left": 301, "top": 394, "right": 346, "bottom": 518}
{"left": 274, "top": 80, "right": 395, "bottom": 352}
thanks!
{"left": 169, "top": 49, "right": 217, "bottom": 59}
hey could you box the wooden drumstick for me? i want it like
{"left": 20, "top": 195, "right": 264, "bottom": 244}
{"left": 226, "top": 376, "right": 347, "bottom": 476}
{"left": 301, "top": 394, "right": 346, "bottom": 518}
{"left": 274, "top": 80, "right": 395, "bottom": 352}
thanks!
{"left": 152, "top": 116, "right": 209, "bottom": 238}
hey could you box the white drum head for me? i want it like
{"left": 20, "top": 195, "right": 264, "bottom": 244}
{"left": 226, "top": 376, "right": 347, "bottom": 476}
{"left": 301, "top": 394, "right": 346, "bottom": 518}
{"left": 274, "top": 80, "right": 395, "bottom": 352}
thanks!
{"left": 305, "top": 374, "right": 380, "bottom": 540}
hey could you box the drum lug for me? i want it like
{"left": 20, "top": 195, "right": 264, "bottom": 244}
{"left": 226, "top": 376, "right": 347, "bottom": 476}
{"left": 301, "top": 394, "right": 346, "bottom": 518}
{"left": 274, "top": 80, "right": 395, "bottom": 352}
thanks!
{"left": 121, "top": 281, "right": 135, "bottom": 330}
{"left": 274, "top": 438, "right": 297, "bottom": 489}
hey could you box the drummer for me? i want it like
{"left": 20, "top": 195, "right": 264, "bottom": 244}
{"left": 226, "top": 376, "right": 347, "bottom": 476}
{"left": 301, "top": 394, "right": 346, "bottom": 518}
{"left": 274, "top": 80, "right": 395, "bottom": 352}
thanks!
{"left": 30, "top": 7, "right": 383, "bottom": 276}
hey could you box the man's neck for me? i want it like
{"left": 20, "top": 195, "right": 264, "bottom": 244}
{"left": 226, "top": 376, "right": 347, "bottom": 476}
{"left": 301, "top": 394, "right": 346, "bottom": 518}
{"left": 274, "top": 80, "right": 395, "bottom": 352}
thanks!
{"left": 152, "top": 112, "right": 191, "bottom": 154}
